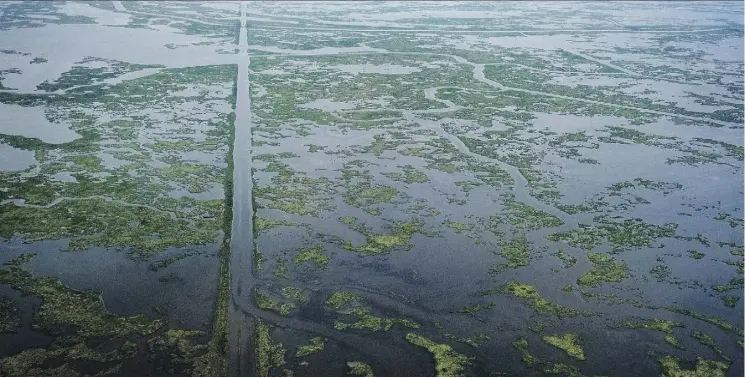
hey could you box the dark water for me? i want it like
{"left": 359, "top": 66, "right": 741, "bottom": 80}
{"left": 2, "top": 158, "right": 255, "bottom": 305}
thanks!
{"left": 0, "top": 1, "right": 742, "bottom": 376}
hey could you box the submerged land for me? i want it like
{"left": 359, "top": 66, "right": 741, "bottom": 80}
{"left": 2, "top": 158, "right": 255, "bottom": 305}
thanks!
{"left": 0, "top": 1, "right": 743, "bottom": 376}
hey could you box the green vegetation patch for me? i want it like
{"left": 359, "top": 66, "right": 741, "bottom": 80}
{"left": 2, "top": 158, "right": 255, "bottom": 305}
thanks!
{"left": 460, "top": 303, "right": 495, "bottom": 317}
{"left": 553, "top": 249, "right": 577, "bottom": 268}
{"left": 446, "top": 221, "right": 474, "bottom": 233}
{"left": 576, "top": 252, "right": 629, "bottom": 286}
{"left": 513, "top": 338, "right": 582, "bottom": 375}
{"left": 544, "top": 362, "right": 582, "bottom": 376}
{"left": 688, "top": 250, "right": 705, "bottom": 259}
{"left": 70, "top": 155, "right": 104, "bottom": 171}
{"left": 599, "top": 126, "right": 676, "bottom": 146}
{"left": 665, "top": 335, "right": 685, "bottom": 349}
{"left": 335, "top": 307, "right": 420, "bottom": 332}
{"left": 712, "top": 276, "right": 743, "bottom": 293}
{"left": 491, "top": 237, "right": 532, "bottom": 272}
{"left": 493, "top": 200, "right": 564, "bottom": 231}
{"left": 148, "top": 329, "right": 214, "bottom": 376}
{"left": 406, "top": 333, "right": 470, "bottom": 377}
{"left": 624, "top": 318, "right": 683, "bottom": 334}
{"left": 296, "top": 337, "right": 326, "bottom": 358}
{"left": 722, "top": 296, "right": 739, "bottom": 308}
{"left": 343, "top": 182, "right": 399, "bottom": 208}
{"left": 691, "top": 331, "right": 729, "bottom": 361}
{"left": 713, "top": 213, "right": 744, "bottom": 228}
{"left": 342, "top": 219, "right": 424, "bottom": 255}
{"left": 293, "top": 245, "right": 329, "bottom": 265}
{"left": 666, "top": 308, "right": 743, "bottom": 337}
{"left": 340, "top": 216, "right": 358, "bottom": 225}
{"left": 36, "top": 58, "right": 163, "bottom": 92}
{"left": 512, "top": 338, "right": 539, "bottom": 366}
{"left": 623, "top": 317, "right": 687, "bottom": 348}
{"left": 256, "top": 320, "right": 286, "bottom": 377}
{"left": 542, "top": 333, "right": 586, "bottom": 360}
{"left": 327, "top": 291, "right": 363, "bottom": 310}
{"left": 306, "top": 144, "right": 326, "bottom": 153}
{"left": 356, "top": 135, "right": 408, "bottom": 156}
{"left": 502, "top": 281, "right": 580, "bottom": 318}
{"left": 445, "top": 333, "right": 491, "bottom": 348}
{"left": 0, "top": 296, "right": 20, "bottom": 333}
{"left": 382, "top": 165, "right": 429, "bottom": 184}
{"left": 548, "top": 216, "right": 677, "bottom": 253}
{"left": 327, "top": 292, "right": 418, "bottom": 332}
{"left": 254, "top": 162, "right": 334, "bottom": 216}
{"left": 256, "top": 290, "right": 295, "bottom": 316}
{"left": 272, "top": 257, "right": 288, "bottom": 279}
{"left": 347, "top": 361, "right": 374, "bottom": 377}
{"left": 0, "top": 200, "right": 221, "bottom": 260}
{"left": 280, "top": 286, "right": 309, "bottom": 304}
{"left": 607, "top": 178, "right": 683, "bottom": 195}
{"left": 557, "top": 202, "right": 606, "bottom": 215}
{"left": 657, "top": 356, "right": 729, "bottom": 377}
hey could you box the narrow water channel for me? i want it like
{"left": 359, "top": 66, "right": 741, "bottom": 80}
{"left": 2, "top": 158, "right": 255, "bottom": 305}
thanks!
{"left": 228, "top": 2, "right": 255, "bottom": 375}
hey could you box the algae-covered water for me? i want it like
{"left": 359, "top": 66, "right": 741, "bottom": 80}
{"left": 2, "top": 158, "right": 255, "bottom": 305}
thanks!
{"left": 0, "top": 1, "right": 743, "bottom": 376}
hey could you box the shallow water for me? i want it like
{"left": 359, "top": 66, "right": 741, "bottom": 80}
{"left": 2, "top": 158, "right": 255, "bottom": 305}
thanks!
{"left": 0, "top": 103, "right": 81, "bottom": 143}
{"left": 0, "top": 143, "right": 36, "bottom": 171}
{"left": 0, "top": 1, "right": 743, "bottom": 377}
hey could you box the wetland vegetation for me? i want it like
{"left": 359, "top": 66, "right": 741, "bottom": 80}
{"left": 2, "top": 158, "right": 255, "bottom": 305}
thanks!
{"left": 0, "top": 0, "right": 743, "bottom": 376}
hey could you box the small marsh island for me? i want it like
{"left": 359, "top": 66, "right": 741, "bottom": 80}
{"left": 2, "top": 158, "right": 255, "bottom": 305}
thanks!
{"left": 0, "top": 1, "right": 743, "bottom": 376}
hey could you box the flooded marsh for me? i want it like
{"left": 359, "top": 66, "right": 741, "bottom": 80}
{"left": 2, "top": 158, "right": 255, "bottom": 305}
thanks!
{"left": 0, "top": 1, "right": 743, "bottom": 376}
